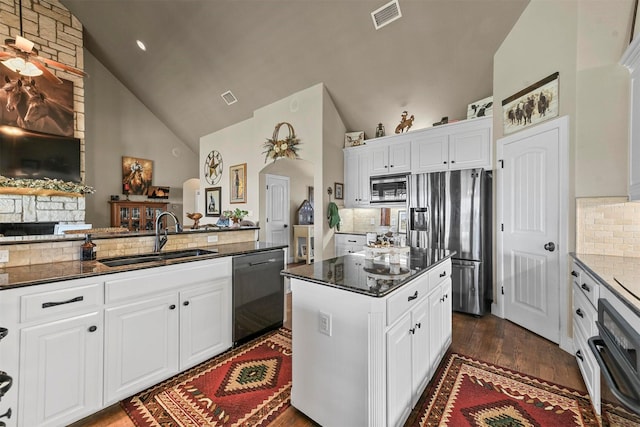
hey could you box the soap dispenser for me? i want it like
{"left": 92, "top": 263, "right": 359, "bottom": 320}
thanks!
{"left": 81, "top": 234, "right": 96, "bottom": 261}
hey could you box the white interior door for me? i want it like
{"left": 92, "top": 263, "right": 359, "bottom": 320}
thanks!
{"left": 497, "top": 117, "right": 568, "bottom": 344}
{"left": 266, "top": 174, "right": 290, "bottom": 259}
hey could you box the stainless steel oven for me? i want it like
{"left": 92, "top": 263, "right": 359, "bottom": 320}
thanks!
{"left": 370, "top": 174, "right": 407, "bottom": 204}
{"left": 589, "top": 292, "right": 640, "bottom": 415}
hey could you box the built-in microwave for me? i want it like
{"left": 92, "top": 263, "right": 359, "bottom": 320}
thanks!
{"left": 370, "top": 174, "right": 407, "bottom": 204}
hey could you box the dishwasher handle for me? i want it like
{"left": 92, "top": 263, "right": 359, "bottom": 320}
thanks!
{"left": 249, "top": 258, "right": 278, "bottom": 266}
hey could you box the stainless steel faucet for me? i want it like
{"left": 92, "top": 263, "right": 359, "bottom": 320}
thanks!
{"left": 154, "top": 211, "right": 182, "bottom": 252}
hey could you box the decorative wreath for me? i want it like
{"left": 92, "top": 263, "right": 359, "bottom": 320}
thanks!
{"left": 262, "top": 122, "right": 301, "bottom": 162}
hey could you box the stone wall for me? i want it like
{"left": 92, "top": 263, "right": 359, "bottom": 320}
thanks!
{"left": 0, "top": 194, "right": 85, "bottom": 223}
{"left": 0, "top": 0, "right": 86, "bottom": 221}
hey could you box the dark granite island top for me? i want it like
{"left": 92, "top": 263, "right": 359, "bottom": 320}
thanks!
{"left": 282, "top": 247, "right": 453, "bottom": 297}
{"left": 0, "top": 241, "right": 287, "bottom": 290}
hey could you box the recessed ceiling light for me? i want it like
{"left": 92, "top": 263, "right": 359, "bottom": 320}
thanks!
{"left": 136, "top": 40, "right": 146, "bottom": 51}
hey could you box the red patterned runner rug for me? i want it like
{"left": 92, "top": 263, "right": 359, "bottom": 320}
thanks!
{"left": 121, "top": 328, "right": 292, "bottom": 427}
{"left": 408, "top": 352, "right": 640, "bottom": 427}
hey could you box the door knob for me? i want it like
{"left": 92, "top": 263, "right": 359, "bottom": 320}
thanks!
{"left": 544, "top": 242, "right": 555, "bottom": 252}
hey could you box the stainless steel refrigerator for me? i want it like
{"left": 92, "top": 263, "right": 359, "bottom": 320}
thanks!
{"left": 407, "top": 169, "right": 492, "bottom": 316}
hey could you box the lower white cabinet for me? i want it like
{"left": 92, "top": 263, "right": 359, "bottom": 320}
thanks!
{"left": 104, "top": 258, "right": 232, "bottom": 405}
{"left": 290, "top": 257, "right": 452, "bottom": 427}
{"left": 0, "top": 256, "right": 232, "bottom": 427}
{"left": 335, "top": 233, "right": 367, "bottom": 257}
{"left": 104, "top": 293, "right": 179, "bottom": 404}
{"left": 19, "top": 311, "right": 103, "bottom": 427}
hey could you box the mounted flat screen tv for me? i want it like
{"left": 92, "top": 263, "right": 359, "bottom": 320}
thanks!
{"left": 0, "top": 128, "right": 81, "bottom": 183}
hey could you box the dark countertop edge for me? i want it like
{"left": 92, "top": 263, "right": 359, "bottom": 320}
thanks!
{"left": 0, "top": 226, "right": 260, "bottom": 246}
{"left": 282, "top": 253, "right": 453, "bottom": 298}
{"left": 569, "top": 252, "right": 640, "bottom": 317}
{"left": 0, "top": 242, "right": 287, "bottom": 290}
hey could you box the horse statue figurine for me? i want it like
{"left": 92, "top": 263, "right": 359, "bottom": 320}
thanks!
{"left": 395, "top": 111, "right": 414, "bottom": 134}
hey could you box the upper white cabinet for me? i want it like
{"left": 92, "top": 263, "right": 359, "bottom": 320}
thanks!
{"left": 344, "top": 146, "right": 371, "bottom": 208}
{"left": 411, "top": 117, "right": 492, "bottom": 173}
{"left": 621, "top": 37, "right": 640, "bottom": 200}
{"left": 370, "top": 139, "right": 412, "bottom": 176}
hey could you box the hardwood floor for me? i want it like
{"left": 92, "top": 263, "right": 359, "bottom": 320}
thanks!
{"left": 72, "top": 303, "right": 585, "bottom": 427}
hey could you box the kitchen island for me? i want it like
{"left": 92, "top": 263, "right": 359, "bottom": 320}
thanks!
{"left": 282, "top": 248, "right": 453, "bottom": 427}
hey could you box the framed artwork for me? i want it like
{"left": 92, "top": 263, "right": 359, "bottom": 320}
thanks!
{"left": 467, "top": 96, "right": 493, "bottom": 119}
{"left": 205, "top": 187, "right": 221, "bottom": 217}
{"left": 398, "top": 210, "right": 407, "bottom": 233}
{"left": 0, "top": 71, "right": 74, "bottom": 136}
{"left": 334, "top": 182, "right": 344, "bottom": 200}
{"left": 230, "top": 163, "right": 247, "bottom": 204}
{"left": 122, "top": 156, "right": 153, "bottom": 195}
{"left": 344, "top": 131, "right": 364, "bottom": 147}
{"left": 147, "top": 186, "right": 169, "bottom": 199}
{"left": 501, "top": 72, "right": 559, "bottom": 136}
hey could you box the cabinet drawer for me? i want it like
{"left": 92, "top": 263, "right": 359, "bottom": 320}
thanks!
{"left": 576, "top": 270, "right": 599, "bottom": 309}
{"left": 428, "top": 259, "right": 451, "bottom": 292}
{"left": 20, "top": 282, "right": 102, "bottom": 323}
{"left": 387, "top": 275, "right": 428, "bottom": 326}
{"left": 573, "top": 285, "right": 597, "bottom": 337}
{"left": 335, "top": 234, "right": 366, "bottom": 246}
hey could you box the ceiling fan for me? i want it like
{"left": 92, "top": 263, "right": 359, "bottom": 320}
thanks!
{"left": 0, "top": 0, "right": 86, "bottom": 84}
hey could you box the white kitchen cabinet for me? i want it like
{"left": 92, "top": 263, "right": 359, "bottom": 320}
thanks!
{"left": 0, "top": 276, "right": 105, "bottom": 427}
{"left": 411, "top": 117, "right": 492, "bottom": 173}
{"left": 621, "top": 37, "right": 640, "bottom": 200}
{"left": 335, "top": 233, "right": 366, "bottom": 256}
{"left": 104, "top": 293, "right": 179, "bottom": 404}
{"left": 179, "top": 279, "right": 231, "bottom": 369}
{"left": 386, "top": 296, "right": 430, "bottom": 427}
{"left": 19, "top": 311, "right": 103, "bottom": 427}
{"left": 570, "top": 259, "right": 601, "bottom": 415}
{"left": 370, "top": 139, "right": 411, "bottom": 176}
{"left": 290, "top": 257, "right": 452, "bottom": 427}
{"left": 344, "top": 147, "right": 372, "bottom": 207}
{"left": 103, "top": 258, "right": 232, "bottom": 405}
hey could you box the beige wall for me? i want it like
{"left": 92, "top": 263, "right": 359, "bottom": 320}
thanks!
{"left": 199, "top": 83, "right": 346, "bottom": 261}
{"left": 83, "top": 52, "right": 198, "bottom": 228}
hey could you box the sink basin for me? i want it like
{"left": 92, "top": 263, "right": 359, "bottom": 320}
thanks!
{"left": 99, "top": 248, "right": 218, "bottom": 267}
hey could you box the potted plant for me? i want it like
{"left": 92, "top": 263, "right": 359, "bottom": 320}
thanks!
{"left": 222, "top": 208, "right": 248, "bottom": 225}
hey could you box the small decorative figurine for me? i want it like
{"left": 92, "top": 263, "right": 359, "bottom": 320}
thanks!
{"left": 186, "top": 212, "right": 203, "bottom": 229}
{"left": 395, "top": 111, "right": 414, "bottom": 134}
{"left": 375, "top": 123, "right": 385, "bottom": 138}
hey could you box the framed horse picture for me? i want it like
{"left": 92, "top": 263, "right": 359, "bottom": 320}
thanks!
{"left": 0, "top": 71, "right": 74, "bottom": 137}
{"left": 501, "top": 72, "right": 559, "bottom": 135}
{"left": 122, "top": 156, "right": 153, "bottom": 196}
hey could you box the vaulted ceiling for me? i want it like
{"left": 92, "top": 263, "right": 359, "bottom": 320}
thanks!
{"left": 61, "top": 0, "right": 529, "bottom": 154}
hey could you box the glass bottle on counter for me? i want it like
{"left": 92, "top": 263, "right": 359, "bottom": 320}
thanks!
{"left": 81, "top": 234, "right": 96, "bottom": 261}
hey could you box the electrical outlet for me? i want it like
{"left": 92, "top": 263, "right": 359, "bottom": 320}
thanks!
{"left": 370, "top": 218, "right": 375, "bottom": 225}
{"left": 207, "top": 235, "right": 218, "bottom": 243}
{"left": 319, "top": 311, "right": 332, "bottom": 336}
{"left": 0, "top": 250, "right": 8, "bottom": 263}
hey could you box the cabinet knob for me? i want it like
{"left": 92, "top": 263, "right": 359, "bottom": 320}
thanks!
{"left": 169, "top": 304, "right": 176, "bottom": 310}
{"left": 183, "top": 301, "right": 190, "bottom": 306}
{"left": 0, "top": 407, "right": 12, "bottom": 420}
{"left": 409, "top": 327, "right": 416, "bottom": 335}
{"left": 451, "top": 160, "right": 455, "bottom": 164}
{"left": 407, "top": 291, "right": 418, "bottom": 302}
{"left": 87, "top": 325, "right": 97, "bottom": 333}
{"left": 390, "top": 165, "right": 394, "bottom": 168}
{"left": 571, "top": 270, "right": 579, "bottom": 277}
{"left": 439, "top": 271, "right": 446, "bottom": 277}
{"left": 575, "top": 350, "right": 584, "bottom": 362}
{"left": 415, "top": 322, "right": 421, "bottom": 329}
{"left": 443, "top": 161, "right": 447, "bottom": 164}
{"left": 575, "top": 308, "right": 584, "bottom": 318}
{"left": 581, "top": 283, "right": 591, "bottom": 292}
{"left": 0, "top": 327, "right": 7, "bottom": 342}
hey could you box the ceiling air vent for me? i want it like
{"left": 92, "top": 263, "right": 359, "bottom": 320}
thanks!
{"left": 221, "top": 90, "right": 238, "bottom": 106}
{"left": 371, "top": 0, "right": 402, "bottom": 30}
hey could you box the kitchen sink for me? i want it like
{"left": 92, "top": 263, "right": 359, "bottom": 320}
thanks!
{"left": 99, "top": 248, "right": 218, "bottom": 267}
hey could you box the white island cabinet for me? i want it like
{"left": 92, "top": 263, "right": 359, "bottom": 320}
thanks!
{"left": 288, "top": 255, "right": 451, "bottom": 427}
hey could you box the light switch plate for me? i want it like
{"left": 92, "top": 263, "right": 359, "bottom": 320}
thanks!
{"left": 0, "top": 250, "right": 8, "bottom": 263}
{"left": 319, "top": 311, "right": 332, "bottom": 336}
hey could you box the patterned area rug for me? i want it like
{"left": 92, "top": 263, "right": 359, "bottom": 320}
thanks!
{"left": 408, "top": 352, "right": 640, "bottom": 427}
{"left": 121, "top": 328, "right": 291, "bottom": 427}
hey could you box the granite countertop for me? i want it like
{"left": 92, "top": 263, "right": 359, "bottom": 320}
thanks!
{"left": 282, "top": 247, "right": 453, "bottom": 297}
{"left": 0, "top": 241, "right": 286, "bottom": 290}
{"left": 571, "top": 252, "right": 640, "bottom": 315}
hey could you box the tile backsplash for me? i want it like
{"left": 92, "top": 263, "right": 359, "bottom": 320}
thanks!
{"left": 576, "top": 197, "right": 640, "bottom": 257}
{"left": 338, "top": 207, "right": 406, "bottom": 233}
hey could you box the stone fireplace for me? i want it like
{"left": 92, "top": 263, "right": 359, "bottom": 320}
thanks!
{"left": 0, "top": 194, "right": 85, "bottom": 235}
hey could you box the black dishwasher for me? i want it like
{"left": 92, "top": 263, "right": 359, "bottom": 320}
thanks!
{"left": 232, "top": 250, "right": 284, "bottom": 346}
